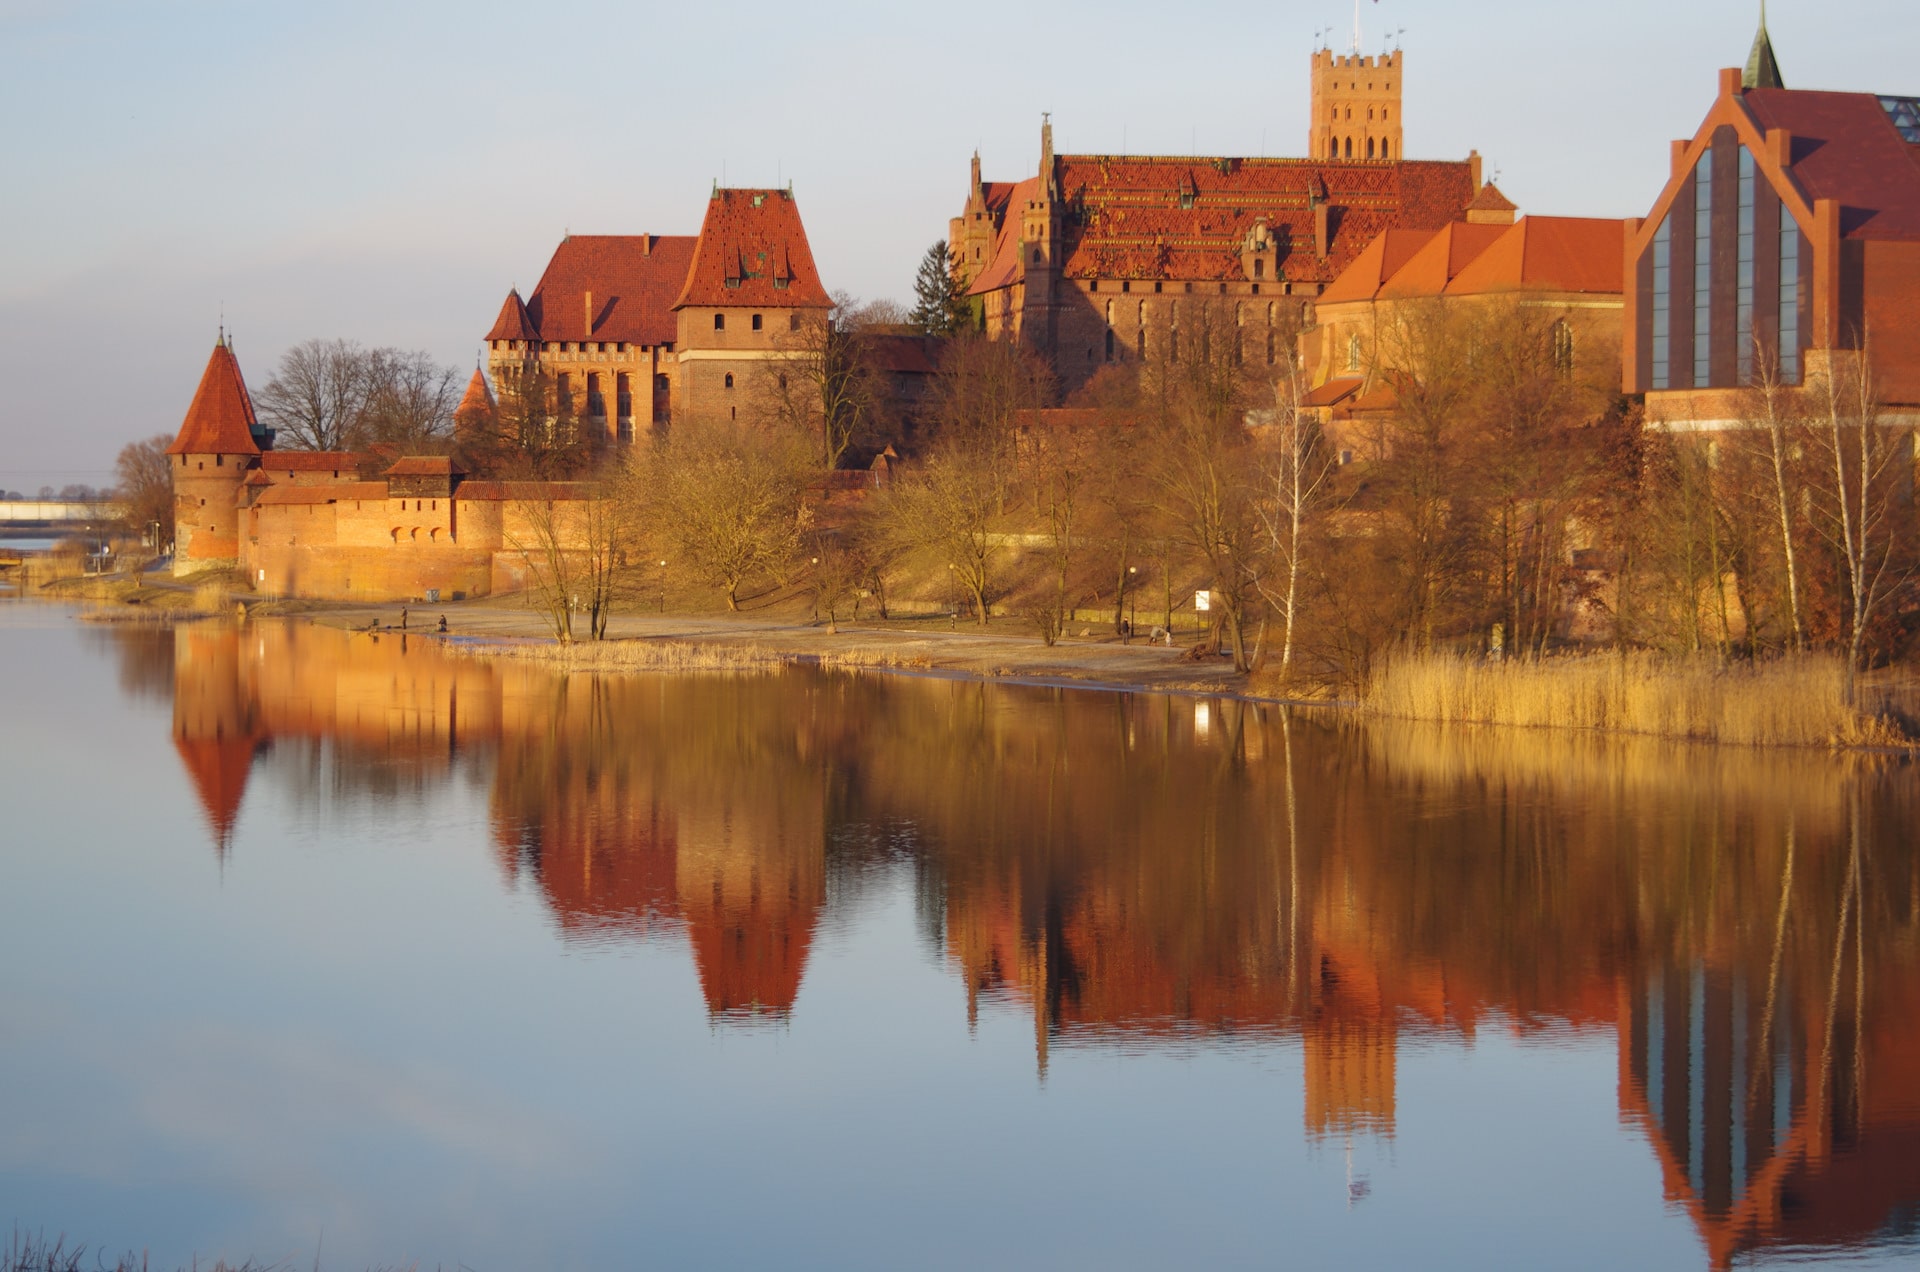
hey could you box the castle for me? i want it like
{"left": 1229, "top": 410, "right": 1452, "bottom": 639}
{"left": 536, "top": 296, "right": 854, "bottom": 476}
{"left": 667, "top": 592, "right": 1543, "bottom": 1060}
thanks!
{"left": 482, "top": 186, "right": 833, "bottom": 438}
{"left": 166, "top": 335, "right": 598, "bottom": 598}
{"left": 951, "top": 40, "right": 1488, "bottom": 393}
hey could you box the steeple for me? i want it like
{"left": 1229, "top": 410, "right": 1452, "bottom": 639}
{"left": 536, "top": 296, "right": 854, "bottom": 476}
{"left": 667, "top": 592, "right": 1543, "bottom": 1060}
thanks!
{"left": 1744, "top": 2, "right": 1784, "bottom": 90}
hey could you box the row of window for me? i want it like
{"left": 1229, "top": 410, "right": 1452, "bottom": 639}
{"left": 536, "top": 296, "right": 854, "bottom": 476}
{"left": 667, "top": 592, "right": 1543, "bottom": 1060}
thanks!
{"left": 1086, "top": 277, "right": 1311, "bottom": 297}
{"left": 1329, "top": 106, "right": 1390, "bottom": 123}
{"left": 1341, "top": 323, "right": 1575, "bottom": 374}
{"left": 1326, "top": 136, "right": 1390, "bottom": 160}
{"left": 712, "top": 312, "right": 801, "bottom": 332}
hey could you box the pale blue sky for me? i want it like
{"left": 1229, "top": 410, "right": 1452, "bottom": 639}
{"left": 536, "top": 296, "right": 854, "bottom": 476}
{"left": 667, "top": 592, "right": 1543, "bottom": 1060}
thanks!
{"left": 0, "top": 0, "right": 1910, "bottom": 487}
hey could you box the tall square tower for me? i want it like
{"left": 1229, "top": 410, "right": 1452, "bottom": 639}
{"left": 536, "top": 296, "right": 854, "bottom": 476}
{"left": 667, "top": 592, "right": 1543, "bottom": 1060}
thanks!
{"left": 1311, "top": 49, "right": 1404, "bottom": 162}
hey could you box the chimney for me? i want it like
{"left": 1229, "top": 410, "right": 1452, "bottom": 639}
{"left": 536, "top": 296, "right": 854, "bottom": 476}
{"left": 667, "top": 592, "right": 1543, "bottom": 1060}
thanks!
{"left": 1314, "top": 202, "right": 1331, "bottom": 260}
{"left": 583, "top": 290, "right": 593, "bottom": 337}
{"left": 642, "top": 233, "right": 652, "bottom": 256}
{"left": 1767, "top": 128, "right": 1794, "bottom": 169}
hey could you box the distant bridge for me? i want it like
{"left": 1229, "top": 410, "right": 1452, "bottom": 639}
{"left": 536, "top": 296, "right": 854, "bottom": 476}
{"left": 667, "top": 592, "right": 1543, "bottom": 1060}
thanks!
{"left": 0, "top": 500, "right": 125, "bottom": 526}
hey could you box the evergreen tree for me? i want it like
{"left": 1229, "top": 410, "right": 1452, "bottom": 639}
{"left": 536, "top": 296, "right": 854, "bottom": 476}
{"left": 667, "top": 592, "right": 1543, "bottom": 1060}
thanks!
{"left": 908, "top": 240, "right": 966, "bottom": 337}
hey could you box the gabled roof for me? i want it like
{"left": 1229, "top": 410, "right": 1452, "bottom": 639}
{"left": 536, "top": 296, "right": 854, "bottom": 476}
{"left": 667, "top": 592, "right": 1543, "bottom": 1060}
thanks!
{"left": 251, "top": 482, "right": 388, "bottom": 506}
{"left": 485, "top": 289, "right": 538, "bottom": 342}
{"left": 1376, "top": 222, "right": 1509, "bottom": 298}
{"left": 1318, "top": 228, "right": 1440, "bottom": 303}
{"left": 1445, "top": 216, "right": 1626, "bottom": 296}
{"left": 167, "top": 340, "right": 263, "bottom": 456}
{"left": 674, "top": 188, "right": 833, "bottom": 310}
{"left": 1464, "top": 182, "right": 1518, "bottom": 216}
{"left": 512, "top": 235, "right": 700, "bottom": 346}
{"left": 1743, "top": 89, "right": 1920, "bottom": 240}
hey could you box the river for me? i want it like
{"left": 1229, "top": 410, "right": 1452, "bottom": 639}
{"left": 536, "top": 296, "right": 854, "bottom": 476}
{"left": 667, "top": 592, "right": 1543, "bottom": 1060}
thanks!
{"left": 1, "top": 606, "right": 1916, "bottom": 1270}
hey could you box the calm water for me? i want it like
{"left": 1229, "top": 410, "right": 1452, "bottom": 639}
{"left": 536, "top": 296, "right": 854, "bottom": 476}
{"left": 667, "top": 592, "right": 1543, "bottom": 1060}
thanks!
{"left": 2, "top": 606, "right": 1917, "bottom": 1271}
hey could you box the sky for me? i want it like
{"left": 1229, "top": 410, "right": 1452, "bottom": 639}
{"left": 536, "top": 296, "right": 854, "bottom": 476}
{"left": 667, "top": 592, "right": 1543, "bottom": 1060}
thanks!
{"left": 0, "top": 0, "right": 1912, "bottom": 490}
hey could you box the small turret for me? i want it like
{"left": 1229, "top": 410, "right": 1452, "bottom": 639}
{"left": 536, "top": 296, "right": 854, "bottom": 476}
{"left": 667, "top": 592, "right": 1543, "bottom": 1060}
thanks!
{"left": 167, "top": 337, "right": 263, "bottom": 576}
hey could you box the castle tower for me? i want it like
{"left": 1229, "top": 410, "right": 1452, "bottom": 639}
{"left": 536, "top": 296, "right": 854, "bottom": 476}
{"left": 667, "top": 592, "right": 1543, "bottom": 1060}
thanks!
{"left": 1310, "top": 47, "right": 1405, "bottom": 162}
{"left": 167, "top": 337, "right": 266, "bottom": 577}
{"left": 949, "top": 151, "right": 1001, "bottom": 290}
{"left": 1018, "top": 114, "right": 1062, "bottom": 349}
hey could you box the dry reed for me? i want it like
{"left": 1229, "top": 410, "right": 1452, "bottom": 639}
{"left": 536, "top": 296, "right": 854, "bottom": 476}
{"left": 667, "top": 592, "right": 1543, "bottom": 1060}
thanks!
{"left": 1366, "top": 652, "right": 1914, "bottom": 749}
{"left": 451, "top": 636, "right": 939, "bottom": 676}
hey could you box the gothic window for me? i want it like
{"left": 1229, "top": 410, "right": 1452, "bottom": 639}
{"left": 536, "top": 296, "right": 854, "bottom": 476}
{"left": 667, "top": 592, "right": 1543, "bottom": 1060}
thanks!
{"left": 1347, "top": 333, "right": 1363, "bottom": 373}
{"left": 1368, "top": 138, "right": 1376, "bottom": 159}
{"left": 1380, "top": 140, "right": 1390, "bottom": 159}
{"left": 724, "top": 373, "right": 735, "bottom": 389}
{"left": 1254, "top": 258, "right": 1265, "bottom": 278}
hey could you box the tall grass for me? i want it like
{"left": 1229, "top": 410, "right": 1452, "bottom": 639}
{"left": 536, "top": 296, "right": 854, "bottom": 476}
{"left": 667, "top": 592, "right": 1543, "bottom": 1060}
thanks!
{"left": 1366, "top": 652, "right": 1914, "bottom": 749}
{"left": 453, "top": 636, "right": 938, "bottom": 675}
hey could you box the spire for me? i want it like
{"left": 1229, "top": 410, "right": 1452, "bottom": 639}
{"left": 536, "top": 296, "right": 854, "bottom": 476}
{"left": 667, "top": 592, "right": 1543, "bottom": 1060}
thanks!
{"left": 166, "top": 340, "right": 263, "bottom": 456}
{"left": 1744, "top": 2, "right": 1784, "bottom": 90}
{"left": 485, "top": 287, "right": 537, "bottom": 342}
{"left": 1039, "top": 113, "right": 1058, "bottom": 201}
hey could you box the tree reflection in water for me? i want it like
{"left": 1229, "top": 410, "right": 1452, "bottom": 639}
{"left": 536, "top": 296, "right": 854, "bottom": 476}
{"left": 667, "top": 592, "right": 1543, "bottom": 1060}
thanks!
{"left": 105, "top": 618, "right": 1920, "bottom": 1269}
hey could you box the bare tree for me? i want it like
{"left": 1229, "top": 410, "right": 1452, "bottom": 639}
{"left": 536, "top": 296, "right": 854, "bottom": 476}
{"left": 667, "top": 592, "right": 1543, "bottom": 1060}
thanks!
{"left": 462, "top": 366, "right": 598, "bottom": 479}
{"left": 629, "top": 421, "right": 813, "bottom": 610}
{"left": 881, "top": 445, "right": 1001, "bottom": 625}
{"left": 505, "top": 490, "right": 626, "bottom": 642}
{"left": 255, "top": 338, "right": 372, "bottom": 451}
{"left": 1255, "top": 369, "right": 1337, "bottom": 681}
{"left": 1813, "top": 350, "right": 1915, "bottom": 700}
{"left": 113, "top": 434, "right": 173, "bottom": 543}
{"left": 770, "top": 294, "right": 886, "bottom": 470}
{"left": 360, "top": 349, "right": 461, "bottom": 451}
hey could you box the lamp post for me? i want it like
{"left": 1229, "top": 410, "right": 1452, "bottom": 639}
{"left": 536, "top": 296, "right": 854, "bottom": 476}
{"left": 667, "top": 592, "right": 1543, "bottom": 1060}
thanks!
{"left": 1127, "top": 565, "right": 1137, "bottom": 642}
{"left": 657, "top": 559, "right": 667, "bottom": 613}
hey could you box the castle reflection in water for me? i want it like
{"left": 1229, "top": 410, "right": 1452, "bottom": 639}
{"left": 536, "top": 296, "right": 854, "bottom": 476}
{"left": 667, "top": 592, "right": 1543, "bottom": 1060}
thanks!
{"left": 119, "top": 619, "right": 1920, "bottom": 1270}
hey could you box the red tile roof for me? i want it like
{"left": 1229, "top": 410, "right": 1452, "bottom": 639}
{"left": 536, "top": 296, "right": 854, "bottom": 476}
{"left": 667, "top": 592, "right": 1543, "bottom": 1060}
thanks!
{"left": 173, "top": 734, "right": 254, "bottom": 851}
{"left": 167, "top": 341, "right": 263, "bottom": 456}
{"left": 1302, "top": 377, "right": 1364, "bottom": 407}
{"left": 966, "top": 156, "right": 1477, "bottom": 291}
{"left": 1744, "top": 88, "right": 1920, "bottom": 240}
{"left": 674, "top": 188, "right": 834, "bottom": 311}
{"left": 383, "top": 456, "right": 466, "bottom": 478}
{"left": 1464, "top": 182, "right": 1518, "bottom": 215}
{"left": 966, "top": 178, "right": 1042, "bottom": 296}
{"left": 1376, "top": 222, "right": 1509, "bottom": 298}
{"left": 1446, "top": 216, "right": 1626, "bottom": 296}
{"left": 1318, "top": 228, "right": 1440, "bottom": 303}
{"left": 485, "top": 289, "right": 538, "bottom": 342}
{"left": 515, "top": 235, "right": 701, "bottom": 346}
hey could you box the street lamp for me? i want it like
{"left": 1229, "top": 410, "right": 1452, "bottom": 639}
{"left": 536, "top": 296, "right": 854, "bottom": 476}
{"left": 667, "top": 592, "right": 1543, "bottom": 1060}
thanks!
{"left": 657, "top": 559, "right": 668, "bottom": 612}
{"left": 1127, "top": 565, "right": 1137, "bottom": 640}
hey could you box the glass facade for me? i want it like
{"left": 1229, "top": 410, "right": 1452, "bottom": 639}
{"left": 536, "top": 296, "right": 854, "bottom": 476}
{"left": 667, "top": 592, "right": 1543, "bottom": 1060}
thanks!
{"left": 1780, "top": 217, "right": 1801, "bottom": 384}
{"left": 1737, "top": 148, "right": 1756, "bottom": 382}
{"left": 1693, "top": 154, "right": 1713, "bottom": 388}
{"left": 1652, "top": 219, "right": 1671, "bottom": 390}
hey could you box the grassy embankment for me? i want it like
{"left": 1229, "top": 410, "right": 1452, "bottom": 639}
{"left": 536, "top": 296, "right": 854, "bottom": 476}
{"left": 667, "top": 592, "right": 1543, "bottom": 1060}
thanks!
{"left": 1365, "top": 652, "right": 1917, "bottom": 749}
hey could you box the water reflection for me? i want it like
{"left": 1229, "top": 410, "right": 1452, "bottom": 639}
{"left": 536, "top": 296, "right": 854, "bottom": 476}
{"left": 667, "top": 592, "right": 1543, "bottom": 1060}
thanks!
{"left": 105, "top": 619, "right": 1920, "bottom": 1268}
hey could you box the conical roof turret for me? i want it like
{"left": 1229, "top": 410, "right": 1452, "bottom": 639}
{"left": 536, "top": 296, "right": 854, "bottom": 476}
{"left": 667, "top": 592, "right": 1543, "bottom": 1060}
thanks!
{"left": 166, "top": 338, "right": 263, "bottom": 456}
{"left": 485, "top": 288, "right": 538, "bottom": 341}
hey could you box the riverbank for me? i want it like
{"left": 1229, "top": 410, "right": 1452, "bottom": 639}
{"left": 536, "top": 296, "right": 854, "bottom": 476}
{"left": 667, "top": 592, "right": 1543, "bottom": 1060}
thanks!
{"left": 299, "top": 596, "right": 1266, "bottom": 699}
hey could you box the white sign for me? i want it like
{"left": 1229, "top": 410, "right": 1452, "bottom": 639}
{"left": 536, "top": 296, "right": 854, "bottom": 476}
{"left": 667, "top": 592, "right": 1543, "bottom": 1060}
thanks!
{"left": 1194, "top": 590, "right": 1212, "bottom": 613}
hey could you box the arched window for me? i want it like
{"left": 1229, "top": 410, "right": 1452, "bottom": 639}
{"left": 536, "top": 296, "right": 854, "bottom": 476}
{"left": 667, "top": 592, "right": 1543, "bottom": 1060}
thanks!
{"left": 1367, "top": 138, "right": 1376, "bottom": 159}
{"left": 1347, "top": 333, "right": 1363, "bottom": 372}
{"left": 1552, "top": 320, "right": 1575, "bottom": 377}
{"left": 1253, "top": 258, "right": 1265, "bottom": 278}
{"left": 1380, "top": 139, "right": 1390, "bottom": 160}
{"left": 724, "top": 373, "right": 735, "bottom": 389}
{"left": 713, "top": 313, "right": 725, "bottom": 331}
{"left": 1344, "top": 137, "right": 1353, "bottom": 159}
